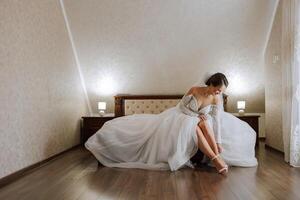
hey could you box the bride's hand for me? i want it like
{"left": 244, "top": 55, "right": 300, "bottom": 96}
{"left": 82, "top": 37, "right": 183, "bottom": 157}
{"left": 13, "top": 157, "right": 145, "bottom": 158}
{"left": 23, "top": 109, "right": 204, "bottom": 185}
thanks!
{"left": 217, "top": 143, "right": 223, "bottom": 153}
{"left": 198, "top": 114, "right": 207, "bottom": 121}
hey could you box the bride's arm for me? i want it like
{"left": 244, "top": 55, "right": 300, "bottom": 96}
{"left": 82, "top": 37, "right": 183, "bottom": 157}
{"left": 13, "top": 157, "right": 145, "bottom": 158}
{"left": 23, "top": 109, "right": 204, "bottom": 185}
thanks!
{"left": 178, "top": 87, "right": 201, "bottom": 117}
{"left": 211, "top": 94, "right": 222, "bottom": 144}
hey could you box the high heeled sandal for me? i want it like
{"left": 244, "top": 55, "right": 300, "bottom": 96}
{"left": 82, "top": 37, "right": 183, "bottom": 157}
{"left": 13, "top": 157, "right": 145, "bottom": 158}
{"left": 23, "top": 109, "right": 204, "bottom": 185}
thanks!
{"left": 211, "top": 154, "right": 228, "bottom": 174}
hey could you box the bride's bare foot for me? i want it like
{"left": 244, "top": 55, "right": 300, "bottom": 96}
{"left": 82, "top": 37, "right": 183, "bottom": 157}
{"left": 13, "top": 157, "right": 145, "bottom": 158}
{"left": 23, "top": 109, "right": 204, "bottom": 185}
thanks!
{"left": 211, "top": 155, "right": 228, "bottom": 175}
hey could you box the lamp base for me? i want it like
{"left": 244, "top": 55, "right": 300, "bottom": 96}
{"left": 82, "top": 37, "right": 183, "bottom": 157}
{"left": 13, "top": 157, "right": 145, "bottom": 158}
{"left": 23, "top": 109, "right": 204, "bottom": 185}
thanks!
{"left": 99, "top": 110, "right": 106, "bottom": 116}
{"left": 238, "top": 109, "right": 245, "bottom": 115}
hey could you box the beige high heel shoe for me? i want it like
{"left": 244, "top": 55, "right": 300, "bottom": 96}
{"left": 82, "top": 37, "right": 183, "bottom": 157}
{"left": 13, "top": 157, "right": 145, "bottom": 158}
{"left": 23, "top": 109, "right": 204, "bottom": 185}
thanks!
{"left": 211, "top": 154, "right": 228, "bottom": 175}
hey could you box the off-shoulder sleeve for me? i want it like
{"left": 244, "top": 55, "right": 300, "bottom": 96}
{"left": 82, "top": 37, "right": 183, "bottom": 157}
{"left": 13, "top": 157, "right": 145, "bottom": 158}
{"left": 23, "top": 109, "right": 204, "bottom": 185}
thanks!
{"left": 210, "top": 95, "right": 223, "bottom": 143}
{"left": 178, "top": 95, "right": 200, "bottom": 117}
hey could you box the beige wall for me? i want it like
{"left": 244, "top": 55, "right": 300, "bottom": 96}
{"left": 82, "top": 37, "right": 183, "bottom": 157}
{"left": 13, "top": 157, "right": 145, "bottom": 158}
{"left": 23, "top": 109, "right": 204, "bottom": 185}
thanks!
{"left": 0, "top": 0, "right": 89, "bottom": 178}
{"left": 63, "top": 0, "right": 277, "bottom": 114}
{"left": 265, "top": 1, "right": 284, "bottom": 151}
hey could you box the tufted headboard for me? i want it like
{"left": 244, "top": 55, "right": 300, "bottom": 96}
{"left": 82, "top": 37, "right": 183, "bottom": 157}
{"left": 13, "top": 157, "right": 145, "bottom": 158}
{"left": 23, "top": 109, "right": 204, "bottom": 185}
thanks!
{"left": 114, "top": 94, "right": 228, "bottom": 117}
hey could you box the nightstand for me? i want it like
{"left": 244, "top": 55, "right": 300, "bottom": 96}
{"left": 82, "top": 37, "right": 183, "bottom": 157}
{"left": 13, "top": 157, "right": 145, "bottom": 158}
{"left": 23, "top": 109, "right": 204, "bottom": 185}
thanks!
{"left": 233, "top": 114, "right": 260, "bottom": 147}
{"left": 81, "top": 115, "right": 116, "bottom": 144}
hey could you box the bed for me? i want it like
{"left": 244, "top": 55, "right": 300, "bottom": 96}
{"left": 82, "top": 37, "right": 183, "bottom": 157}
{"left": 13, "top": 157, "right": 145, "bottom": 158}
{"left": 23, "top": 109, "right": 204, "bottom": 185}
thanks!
{"left": 87, "top": 94, "right": 257, "bottom": 168}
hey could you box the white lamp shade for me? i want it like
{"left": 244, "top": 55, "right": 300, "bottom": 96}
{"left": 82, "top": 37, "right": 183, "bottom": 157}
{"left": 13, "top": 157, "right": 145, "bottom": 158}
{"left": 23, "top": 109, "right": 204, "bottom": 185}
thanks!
{"left": 98, "top": 102, "right": 106, "bottom": 110}
{"left": 237, "top": 101, "right": 246, "bottom": 109}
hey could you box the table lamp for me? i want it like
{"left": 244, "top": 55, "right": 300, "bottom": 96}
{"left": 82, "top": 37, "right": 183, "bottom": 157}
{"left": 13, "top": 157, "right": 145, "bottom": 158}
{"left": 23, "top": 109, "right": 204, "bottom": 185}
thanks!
{"left": 98, "top": 102, "right": 106, "bottom": 116}
{"left": 237, "top": 101, "right": 246, "bottom": 115}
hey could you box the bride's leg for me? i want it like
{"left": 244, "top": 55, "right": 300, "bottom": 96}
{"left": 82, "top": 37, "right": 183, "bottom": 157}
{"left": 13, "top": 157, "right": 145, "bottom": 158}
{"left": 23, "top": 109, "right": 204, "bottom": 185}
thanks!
{"left": 196, "top": 126, "right": 227, "bottom": 174}
{"left": 196, "top": 126, "right": 216, "bottom": 159}
{"left": 198, "top": 120, "right": 219, "bottom": 154}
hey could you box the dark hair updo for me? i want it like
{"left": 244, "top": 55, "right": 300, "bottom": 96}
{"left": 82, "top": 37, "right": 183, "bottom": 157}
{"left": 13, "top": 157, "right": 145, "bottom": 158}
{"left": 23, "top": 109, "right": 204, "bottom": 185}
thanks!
{"left": 205, "top": 72, "right": 229, "bottom": 87}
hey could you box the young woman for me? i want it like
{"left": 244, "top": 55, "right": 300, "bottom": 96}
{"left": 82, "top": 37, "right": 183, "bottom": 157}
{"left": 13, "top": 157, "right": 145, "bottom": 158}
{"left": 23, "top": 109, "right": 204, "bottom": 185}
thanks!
{"left": 179, "top": 73, "right": 229, "bottom": 174}
{"left": 85, "top": 73, "right": 257, "bottom": 174}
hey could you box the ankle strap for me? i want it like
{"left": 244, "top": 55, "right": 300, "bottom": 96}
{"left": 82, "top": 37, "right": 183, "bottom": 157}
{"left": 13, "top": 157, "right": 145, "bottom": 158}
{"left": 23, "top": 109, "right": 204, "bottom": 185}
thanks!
{"left": 211, "top": 154, "right": 219, "bottom": 161}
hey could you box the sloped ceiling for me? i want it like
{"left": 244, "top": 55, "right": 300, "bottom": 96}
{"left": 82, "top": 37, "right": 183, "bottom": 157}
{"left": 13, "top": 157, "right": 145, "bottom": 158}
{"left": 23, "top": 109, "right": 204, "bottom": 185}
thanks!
{"left": 63, "top": 0, "right": 278, "bottom": 113}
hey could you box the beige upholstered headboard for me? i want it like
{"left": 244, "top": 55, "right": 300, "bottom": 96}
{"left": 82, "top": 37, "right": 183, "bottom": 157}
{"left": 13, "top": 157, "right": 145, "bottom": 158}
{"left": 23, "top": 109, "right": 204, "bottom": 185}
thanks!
{"left": 114, "top": 94, "right": 228, "bottom": 117}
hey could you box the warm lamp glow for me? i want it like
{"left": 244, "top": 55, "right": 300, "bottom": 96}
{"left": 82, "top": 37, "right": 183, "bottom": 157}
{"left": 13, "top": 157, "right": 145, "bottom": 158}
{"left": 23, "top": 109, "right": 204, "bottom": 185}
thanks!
{"left": 97, "top": 76, "right": 117, "bottom": 96}
{"left": 227, "top": 74, "right": 248, "bottom": 95}
{"left": 225, "top": 68, "right": 258, "bottom": 96}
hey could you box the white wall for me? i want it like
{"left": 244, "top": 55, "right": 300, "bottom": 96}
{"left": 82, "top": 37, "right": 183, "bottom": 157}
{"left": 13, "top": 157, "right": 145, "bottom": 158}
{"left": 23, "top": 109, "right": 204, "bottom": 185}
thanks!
{"left": 265, "top": 0, "right": 284, "bottom": 151}
{"left": 0, "top": 0, "right": 89, "bottom": 178}
{"left": 63, "top": 0, "right": 277, "bottom": 114}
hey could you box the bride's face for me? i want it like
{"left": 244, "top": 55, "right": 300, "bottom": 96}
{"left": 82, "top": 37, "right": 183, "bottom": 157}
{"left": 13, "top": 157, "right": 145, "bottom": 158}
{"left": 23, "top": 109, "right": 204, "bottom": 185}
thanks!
{"left": 210, "top": 85, "right": 226, "bottom": 95}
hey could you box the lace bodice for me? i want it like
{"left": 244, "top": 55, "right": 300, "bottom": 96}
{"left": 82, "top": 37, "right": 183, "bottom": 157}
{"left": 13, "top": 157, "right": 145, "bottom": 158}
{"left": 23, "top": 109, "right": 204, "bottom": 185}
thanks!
{"left": 177, "top": 94, "right": 212, "bottom": 115}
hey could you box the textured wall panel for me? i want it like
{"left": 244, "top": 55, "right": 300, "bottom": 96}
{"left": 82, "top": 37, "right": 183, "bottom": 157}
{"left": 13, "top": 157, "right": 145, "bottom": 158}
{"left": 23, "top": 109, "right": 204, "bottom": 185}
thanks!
{"left": 0, "top": 0, "right": 89, "bottom": 178}
{"left": 265, "top": 1, "right": 284, "bottom": 151}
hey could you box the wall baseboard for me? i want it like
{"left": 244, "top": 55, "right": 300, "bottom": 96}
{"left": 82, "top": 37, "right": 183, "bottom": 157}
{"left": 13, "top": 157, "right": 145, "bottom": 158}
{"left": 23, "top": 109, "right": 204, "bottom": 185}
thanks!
{"left": 265, "top": 143, "right": 284, "bottom": 155}
{"left": 0, "top": 145, "right": 80, "bottom": 188}
{"left": 259, "top": 137, "right": 266, "bottom": 142}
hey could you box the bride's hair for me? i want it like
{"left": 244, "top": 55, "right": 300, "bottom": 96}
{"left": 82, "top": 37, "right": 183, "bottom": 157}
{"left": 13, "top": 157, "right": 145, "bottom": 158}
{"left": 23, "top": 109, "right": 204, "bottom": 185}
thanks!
{"left": 205, "top": 72, "right": 229, "bottom": 87}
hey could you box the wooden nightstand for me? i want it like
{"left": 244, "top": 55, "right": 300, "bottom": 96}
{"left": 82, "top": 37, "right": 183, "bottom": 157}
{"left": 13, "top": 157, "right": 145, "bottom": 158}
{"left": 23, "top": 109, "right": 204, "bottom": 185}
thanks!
{"left": 81, "top": 115, "right": 116, "bottom": 144}
{"left": 233, "top": 114, "right": 260, "bottom": 147}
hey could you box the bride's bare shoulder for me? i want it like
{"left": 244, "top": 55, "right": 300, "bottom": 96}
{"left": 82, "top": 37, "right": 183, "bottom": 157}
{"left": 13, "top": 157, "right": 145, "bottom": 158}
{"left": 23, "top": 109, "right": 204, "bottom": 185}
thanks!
{"left": 186, "top": 86, "right": 204, "bottom": 95}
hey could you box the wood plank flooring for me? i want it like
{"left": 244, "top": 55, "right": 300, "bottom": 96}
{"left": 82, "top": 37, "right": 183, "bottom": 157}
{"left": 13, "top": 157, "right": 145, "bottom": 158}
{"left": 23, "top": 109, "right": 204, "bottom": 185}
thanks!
{"left": 0, "top": 142, "right": 300, "bottom": 200}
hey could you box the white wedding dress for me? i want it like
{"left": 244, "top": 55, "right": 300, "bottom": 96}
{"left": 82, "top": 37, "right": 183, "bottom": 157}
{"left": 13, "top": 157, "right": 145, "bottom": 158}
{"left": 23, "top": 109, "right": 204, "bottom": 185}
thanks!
{"left": 85, "top": 93, "right": 257, "bottom": 171}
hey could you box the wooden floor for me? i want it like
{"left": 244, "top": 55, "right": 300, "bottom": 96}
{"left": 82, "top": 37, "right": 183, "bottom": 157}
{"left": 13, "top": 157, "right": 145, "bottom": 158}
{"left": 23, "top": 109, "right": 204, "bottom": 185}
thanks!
{"left": 1, "top": 142, "right": 300, "bottom": 200}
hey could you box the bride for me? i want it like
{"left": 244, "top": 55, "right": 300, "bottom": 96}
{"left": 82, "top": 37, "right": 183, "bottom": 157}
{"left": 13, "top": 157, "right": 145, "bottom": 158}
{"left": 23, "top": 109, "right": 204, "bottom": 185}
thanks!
{"left": 85, "top": 73, "right": 257, "bottom": 175}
